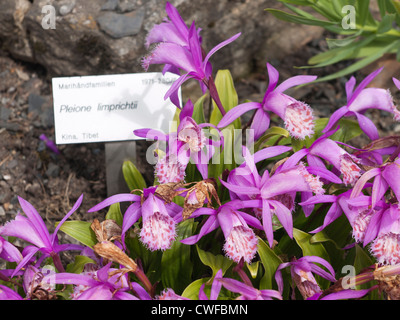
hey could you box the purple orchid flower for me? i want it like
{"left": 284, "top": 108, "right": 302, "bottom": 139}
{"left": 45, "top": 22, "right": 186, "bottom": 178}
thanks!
{"left": 218, "top": 277, "right": 282, "bottom": 300}
{"left": 278, "top": 126, "right": 361, "bottom": 186}
{"left": 181, "top": 200, "right": 262, "bottom": 264}
{"left": 361, "top": 203, "right": 400, "bottom": 266}
{"left": 275, "top": 256, "right": 336, "bottom": 300}
{"left": 350, "top": 158, "right": 400, "bottom": 209}
{"left": 142, "top": 3, "right": 240, "bottom": 109}
{"left": 299, "top": 188, "right": 371, "bottom": 234}
{"left": 43, "top": 262, "right": 151, "bottom": 300}
{"left": 322, "top": 68, "right": 399, "bottom": 140}
{"left": 134, "top": 100, "right": 221, "bottom": 182}
{"left": 0, "top": 195, "right": 85, "bottom": 275}
{"left": 222, "top": 147, "right": 334, "bottom": 247}
{"left": 145, "top": 2, "right": 197, "bottom": 50}
{"left": 88, "top": 187, "right": 183, "bottom": 251}
{"left": 217, "top": 62, "right": 317, "bottom": 140}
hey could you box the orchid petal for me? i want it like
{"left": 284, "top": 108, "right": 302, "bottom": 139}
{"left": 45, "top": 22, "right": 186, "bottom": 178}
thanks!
{"left": 275, "top": 75, "right": 317, "bottom": 94}
{"left": 347, "top": 67, "right": 383, "bottom": 106}
{"left": 263, "top": 63, "right": 280, "bottom": 103}
{"left": 121, "top": 202, "right": 142, "bottom": 243}
{"left": 320, "top": 288, "right": 371, "bottom": 300}
{"left": 253, "top": 146, "right": 292, "bottom": 164}
{"left": 354, "top": 111, "right": 379, "bottom": 141}
{"left": 311, "top": 202, "right": 342, "bottom": 233}
{"left": 88, "top": 194, "right": 140, "bottom": 212}
{"left": 203, "top": 33, "right": 241, "bottom": 67}
{"left": 345, "top": 76, "right": 356, "bottom": 101}
{"left": 382, "top": 162, "right": 400, "bottom": 201}
{"left": 53, "top": 194, "right": 83, "bottom": 241}
{"left": 269, "top": 200, "right": 293, "bottom": 238}
{"left": 262, "top": 200, "right": 274, "bottom": 247}
{"left": 394, "top": 77, "right": 400, "bottom": 90}
{"left": 17, "top": 197, "right": 52, "bottom": 249}
{"left": 11, "top": 246, "right": 39, "bottom": 278}
{"left": 321, "top": 106, "right": 349, "bottom": 134}
{"left": 133, "top": 128, "right": 168, "bottom": 141}
{"left": 251, "top": 107, "right": 270, "bottom": 140}
{"left": 217, "top": 102, "right": 261, "bottom": 128}
{"left": 180, "top": 215, "right": 219, "bottom": 245}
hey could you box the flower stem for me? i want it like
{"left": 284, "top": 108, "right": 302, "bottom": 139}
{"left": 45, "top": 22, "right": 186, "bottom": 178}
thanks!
{"left": 51, "top": 252, "right": 65, "bottom": 273}
{"left": 206, "top": 76, "right": 226, "bottom": 117}
{"left": 134, "top": 268, "right": 154, "bottom": 297}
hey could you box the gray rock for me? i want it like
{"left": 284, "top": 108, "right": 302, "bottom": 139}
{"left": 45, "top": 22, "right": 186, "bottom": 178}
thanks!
{"left": 59, "top": 1, "right": 76, "bottom": 16}
{"left": 0, "top": 106, "right": 11, "bottom": 121}
{"left": 117, "top": 0, "right": 138, "bottom": 13}
{"left": 45, "top": 163, "right": 60, "bottom": 178}
{"left": 28, "top": 93, "right": 46, "bottom": 114}
{"left": 97, "top": 9, "right": 145, "bottom": 39}
{"left": 101, "top": 0, "right": 119, "bottom": 11}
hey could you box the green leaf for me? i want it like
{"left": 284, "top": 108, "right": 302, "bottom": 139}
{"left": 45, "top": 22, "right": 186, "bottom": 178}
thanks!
{"left": 210, "top": 70, "right": 240, "bottom": 129}
{"left": 66, "top": 255, "right": 95, "bottom": 274}
{"left": 293, "top": 228, "right": 330, "bottom": 261}
{"left": 356, "top": 0, "right": 371, "bottom": 27}
{"left": 161, "top": 219, "right": 194, "bottom": 294}
{"left": 312, "top": 40, "right": 399, "bottom": 83}
{"left": 257, "top": 237, "right": 283, "bottom": 289}
{"left": 265, "top": 8, "right": 338, "bottom": 27}
{"left": 57, "top": 221, "right": 97, "bottom": 248}
{"left": 254, "top": 126, "right": 290, "bottom": 151}
{"left": 105, "top": 203, "right": 123, "bottom": 226}
{"left": 122, "top": 160, "right": 147, "bottom": 191}
{"left": 192, "top": 94, "right": 207, "bottom": 125}
{"left": 307, "top": 34, "right": 376, "bottom": 68}
{"left": 246, "top": 261, "right": 260, "bottom": 279}
{"left": 181, "top": 278, "right": 209, "bottom": 300}
{"left": 310, "top": 231, "right": 343, "bottom": 251}
{"left": 377, "top": 14, "right": 396, "bottom": 33}
{"left": 196, "top": 245, "right": 233, "bottom": 277}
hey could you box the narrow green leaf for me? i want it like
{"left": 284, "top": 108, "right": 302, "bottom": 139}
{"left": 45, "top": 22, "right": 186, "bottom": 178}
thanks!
{"left": 377, "top": 14, "right": 396, "bottom": 33}
{"left": 312, "top": 40, "right": 399, "bottom": 83}
{"left": 105, "top": 203, "right": 123, "bottom": 226}
{"left": 196, "top": 245, "right": 233, "bottom": 277}
{"left": 210, "top": 70, "right": 240, "bottom": 129}
{"left": 192, "top": 94, "right": 207, "bottom": 125}
{"left": 161, "top": 219, "right": 194, "bottom": 294}
{"left": 355, "top": 0, "right": 371, "bottom": 27}
{"left": 122, "top": 160, "right": 147, "bottom": 191}
{"left": 257, "top": 237, "right": 283, "bottom": 290}
{"left": 307, "top": 34, "right": 376, "bottom": 68}
{"left": 266, "top": 8, "right": 338, "bottom": 27}
{"left": 57, "top": 221, "right": 97, "bottom": 248}
{"left": 66, "top": 255, "right": 95, "bottom": 274}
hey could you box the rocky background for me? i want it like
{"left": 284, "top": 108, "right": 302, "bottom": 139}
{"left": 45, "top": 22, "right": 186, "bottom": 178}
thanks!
{"left": 0, "top": 0, "right": 399, "bottom": 236}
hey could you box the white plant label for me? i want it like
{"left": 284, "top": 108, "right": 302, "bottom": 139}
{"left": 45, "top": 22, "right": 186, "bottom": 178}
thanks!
{"left": 52, "top": 72, "right": 179, "bottom": 144}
